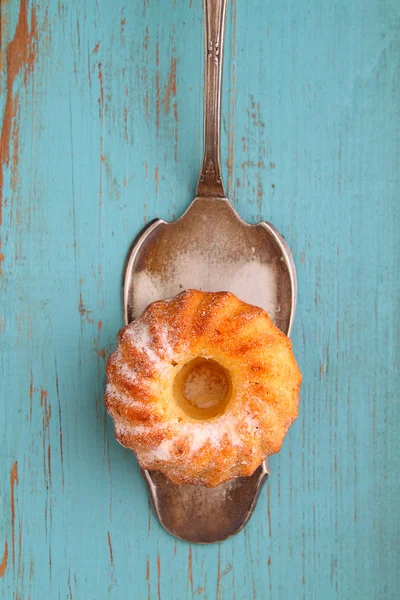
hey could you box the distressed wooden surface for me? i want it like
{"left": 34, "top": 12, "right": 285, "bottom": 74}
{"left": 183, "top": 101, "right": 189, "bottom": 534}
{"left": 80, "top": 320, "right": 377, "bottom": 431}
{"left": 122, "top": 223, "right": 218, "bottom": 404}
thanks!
{"left": 1, "top": 0, "right": 399, "bottom": 598}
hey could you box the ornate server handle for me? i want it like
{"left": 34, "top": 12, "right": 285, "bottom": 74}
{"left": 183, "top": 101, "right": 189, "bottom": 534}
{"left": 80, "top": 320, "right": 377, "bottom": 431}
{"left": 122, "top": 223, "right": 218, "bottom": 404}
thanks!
{"left": 196, "top": 0, "right": 227, "bottom": 198}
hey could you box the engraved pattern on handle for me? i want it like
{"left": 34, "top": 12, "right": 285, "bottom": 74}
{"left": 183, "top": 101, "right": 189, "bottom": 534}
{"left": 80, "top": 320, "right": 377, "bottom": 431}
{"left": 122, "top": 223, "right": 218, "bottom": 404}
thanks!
{"left": 196, "top": 0, "right": 227, "bottom": 198}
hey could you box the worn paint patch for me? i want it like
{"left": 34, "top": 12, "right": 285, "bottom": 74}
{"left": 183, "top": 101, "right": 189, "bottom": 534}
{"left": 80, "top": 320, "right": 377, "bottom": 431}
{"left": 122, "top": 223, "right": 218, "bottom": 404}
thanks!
{"left": 157, "top": 554, "right": 161, "bottom": 600}
{"left": 143, "top": 27, "right": 149, "bottom": 121}
{"left": 0, "top": 538, "right": 8, "bottom": 578}
{"left": 155, "top": 165, "right": 159, "bottom": 195}
{"left": 97, "top": 62, "right": 104, "bottom": 117}
{"left": 54, "top": 362, "right": 65, "bottom": 492}
{"left": 227, "top": 0, "right": 237, "bottom": 194}
{"left": 0, "top": 0, "right": 38, "bottom": 226}
{"left": 10, "top": 461, "right": 18, "bottom": 567}
{"left": 78, "top": 292, "right": 93, "bottom": 323}
{"left": 0, "top": 239, "right": 4, "bottom": 273}
{"left": 107, "top": 531, "right": 113, "bottom": 566}
{"left": 216, "top": 545, "right": 221, "bottom": 599}
{"left": 163, "top": 55, "right": 177, "bottom": 115}
{"left": 188, "top": 546, "right": 193, "bottom": 592}
{"left": 40, "top": 387, "right": 53, "bottom": 529}
{"left": 120, "top": 10, "right": 126, "bottom": 46}
{"left": 146, "top": 557, "right": 151, "bottom": 599}
{"left": 155, "top": 42, "right": 160, "bottom": 135}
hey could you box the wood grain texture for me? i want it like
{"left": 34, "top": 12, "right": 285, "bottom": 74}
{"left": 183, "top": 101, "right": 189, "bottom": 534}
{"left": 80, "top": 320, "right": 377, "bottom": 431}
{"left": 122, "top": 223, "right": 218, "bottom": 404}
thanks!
{"left": 1, "top": 0, "right": 399, "bottom": 598}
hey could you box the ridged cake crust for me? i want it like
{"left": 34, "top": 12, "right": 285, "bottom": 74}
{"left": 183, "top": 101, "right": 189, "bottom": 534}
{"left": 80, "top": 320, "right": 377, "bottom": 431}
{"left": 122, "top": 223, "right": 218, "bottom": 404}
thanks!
{"left": 105, "top": 290, "right": 302, "bottom": 487}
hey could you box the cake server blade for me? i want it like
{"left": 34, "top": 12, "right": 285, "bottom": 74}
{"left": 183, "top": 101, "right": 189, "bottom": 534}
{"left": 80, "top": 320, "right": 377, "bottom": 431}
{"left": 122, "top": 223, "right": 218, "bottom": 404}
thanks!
{"left": 121, "top": 0, "right": 297, "bottom": 543}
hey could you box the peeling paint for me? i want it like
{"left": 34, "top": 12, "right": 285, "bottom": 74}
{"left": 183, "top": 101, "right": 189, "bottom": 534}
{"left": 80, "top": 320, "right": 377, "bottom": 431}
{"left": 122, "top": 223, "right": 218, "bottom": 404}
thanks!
{"left": 0, "top": 538, "right": 8, "bottom": 578}
{"left": 0, "top": 239, "right": 4, "bottom": 273}
{"left": 40, "top": 388, "right": 52, "bottom": 509}
{"left": 107, "top": 532, "right": 113, "bottom": 567}
{"left": 155, "top": 42, "right": 160, "bottom": 136}
{"left": 10, "top": 461, "right": 18, "bottom": 567}
{"left": 157, "top": 554, "right": 161, "bottom": 600}
{"left": 163, "top": 55, "right": 177, "bottom": 115}
{"left": 78, "top": 292, "right": 94, "bottom": 323}
{"left": 188, "top": 546, "right": 193, "bottom": 592}
{"left": 0, "top": 0, "right": 37, "bottom": 216}
{"left": 0, "top": 0, "right": 37, "bottom": 271}
{"left": 227, "top": 0, "right": 237, "bottom": 194}
{"left": 145, "top": 557, "right": 150, "bottom": 599}
{"left": 54, "top": 361, "right": 65, "bottom": 493}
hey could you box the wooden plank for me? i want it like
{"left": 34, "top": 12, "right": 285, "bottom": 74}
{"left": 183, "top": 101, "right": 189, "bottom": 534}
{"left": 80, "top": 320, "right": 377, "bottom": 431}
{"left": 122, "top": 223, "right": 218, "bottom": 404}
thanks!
{"left": 1, "top": 0, "right": 399, "bottom": 598}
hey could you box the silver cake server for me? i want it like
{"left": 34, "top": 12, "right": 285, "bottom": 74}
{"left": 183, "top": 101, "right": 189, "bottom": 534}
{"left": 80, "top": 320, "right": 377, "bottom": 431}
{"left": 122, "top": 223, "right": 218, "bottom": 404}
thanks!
{"left": 122, "top": 0, "right": 297, "bottom": 543}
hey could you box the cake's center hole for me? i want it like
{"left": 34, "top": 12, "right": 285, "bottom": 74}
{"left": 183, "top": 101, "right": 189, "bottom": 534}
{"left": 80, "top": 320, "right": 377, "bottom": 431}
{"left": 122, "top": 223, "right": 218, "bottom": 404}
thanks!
{"left": 173, "top": 358, "right": 232, "bottom": 419}
{"left": 183, "top": 359, "right": 228, "bottom": 408}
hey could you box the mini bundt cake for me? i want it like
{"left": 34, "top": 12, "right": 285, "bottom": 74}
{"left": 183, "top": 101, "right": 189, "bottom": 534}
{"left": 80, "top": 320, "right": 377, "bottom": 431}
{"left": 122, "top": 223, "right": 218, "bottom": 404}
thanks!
{"left": 105, "top": 289, "right": 302, "bottom": 487}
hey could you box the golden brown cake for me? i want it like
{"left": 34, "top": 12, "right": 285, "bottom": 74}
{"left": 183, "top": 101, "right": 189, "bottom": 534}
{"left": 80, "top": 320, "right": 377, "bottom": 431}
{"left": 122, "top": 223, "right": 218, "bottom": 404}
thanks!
{"left": 105, "top": 290, "right": 302, "bottom": 487}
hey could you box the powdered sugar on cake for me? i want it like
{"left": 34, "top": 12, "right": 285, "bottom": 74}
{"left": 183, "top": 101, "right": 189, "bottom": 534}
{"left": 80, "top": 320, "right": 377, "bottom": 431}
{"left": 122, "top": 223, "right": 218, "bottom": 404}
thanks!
{"left": 111, "top": 350, "right": 140, "bottom": 385}
{"left": 125, "top": 321, "right": 173, "bottom": 373}
{"left": 106, "top": 383, "right": 145, "bottom": 410}
{"left": 136, "top": 414, "right": 246, "bottom": 463}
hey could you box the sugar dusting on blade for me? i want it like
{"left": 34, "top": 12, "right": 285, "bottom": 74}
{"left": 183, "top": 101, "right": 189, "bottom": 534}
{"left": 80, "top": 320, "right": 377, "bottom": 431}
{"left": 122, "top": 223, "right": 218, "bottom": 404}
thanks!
{"left": 134, "top": 252, "right": 278, "bottom": 319}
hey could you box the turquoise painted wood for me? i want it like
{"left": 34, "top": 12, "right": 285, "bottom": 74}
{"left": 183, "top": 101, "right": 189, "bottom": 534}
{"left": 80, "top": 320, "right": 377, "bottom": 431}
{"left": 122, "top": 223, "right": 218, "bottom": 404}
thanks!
{"left": 1, "top": 0, "right": 399, "bottom": 598}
